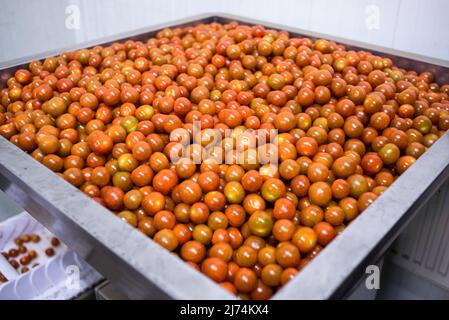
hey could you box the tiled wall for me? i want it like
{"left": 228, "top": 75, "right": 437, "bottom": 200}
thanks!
{"left": 0, "top": 0, "right": 448, "bottom": 63}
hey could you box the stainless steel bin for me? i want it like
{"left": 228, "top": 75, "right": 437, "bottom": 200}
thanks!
{"left": 1, "top": 13, "right": 449, "bottom": 299}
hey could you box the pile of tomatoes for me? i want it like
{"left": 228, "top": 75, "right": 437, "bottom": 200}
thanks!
{"left": 1, "top": 21, "right": 449, "bottom": 300}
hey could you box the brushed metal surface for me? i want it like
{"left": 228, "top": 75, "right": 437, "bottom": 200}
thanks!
{"left": 1, "top": 14, "right": 449, "bottom": 299}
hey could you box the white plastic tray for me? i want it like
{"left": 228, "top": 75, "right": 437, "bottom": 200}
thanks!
{"left": 0, "top": 212, "right": 103, "bottom": 299}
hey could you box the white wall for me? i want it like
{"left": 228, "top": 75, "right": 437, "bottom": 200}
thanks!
{"left": 0, "top": 0, "right": 448, "bottom": 64}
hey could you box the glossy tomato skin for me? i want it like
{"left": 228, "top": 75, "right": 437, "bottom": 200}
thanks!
{"left": 152, "top": 169, "right": 179, "bottom": 194}
{"left": 88, "top": 131, "right": 113, "bottom": 155}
